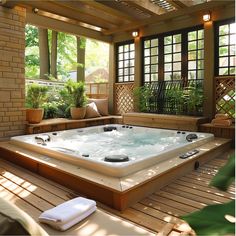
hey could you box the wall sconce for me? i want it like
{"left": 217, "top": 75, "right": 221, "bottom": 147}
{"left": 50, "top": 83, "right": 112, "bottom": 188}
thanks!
{"left": 132, "top": 30, "right": 139, "bottom": 38}
{"left": 203, "top": 12, "right": 211, "bottom": 22}
{"left": 33, "top": 8, "right": 39, "bottom": 13}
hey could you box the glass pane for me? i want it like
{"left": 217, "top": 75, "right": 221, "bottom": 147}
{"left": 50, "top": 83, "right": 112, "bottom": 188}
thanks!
{"left": 151, "top": 39, "right": 158, "bottom": 47}
{"left": 229, "top": 67, "right": 235, "bottom": 75}
{"left": 173, "top": 43, "right": 181, "bottom": 53}
{"left": 198, "top": 60, "right": 204, "bottom": 70}
{"left": 173, "top": 34, "right": 181, "bottom": 43}
{"left": 219, "top": 24, "right": 229, "bottom": 35}
{"left": 145, "top": 74, "right": 150, "bottom": 82}
{"left": 198, "top": 29, "right": 204, "bottom": 39}
{"left": 164, "top": 72, "right": 172, "bottom": 80}
{"left": 165, "top": 63, "right": 172, "bottom": 71}
{"left": 144, "top": 40, "right": 150, "bottom": 48}
{"left": 151, "top": 74, "right": 158, "bottom": 81}
{"left": 130, "top": 51, "right": 135, "bottom": 59}
{"left": 173, "top": 62, "right": 181, "bottom": 71}
{"left": 230, "top": 45, "right": 235, "bottom": 55}
{"left": 124, "top": 45, "right": 129, "bottom": 52}
{"left": 145, "top": 65, "right": 150, "bottom": 73}
{"left": 219, "top": 35, "right": 229, "bottom": 46}
{"left": 118, "top": 77, "right": 123, "bottom": 82}
{"left": 130, "top": 59, "right": 134, "bottom": 66}
{"left": 164, "top": 45, "right": 172, "bottom": 53}
{"left": 124, "top": 68, "right": 129, "bottom": 75}
{"left": 144, "top": 49, "right": 150, "bottom": 56}
{"left": 198, "top": 70, "right": 204, "bottom": 79}
{"left": 219, "top": 46, "right": 229, "bottom": 56}
{"left": 230, "top": 56, "right": 235, "bottom": 66}
{"left": 144, "top": 57, "right": 150, "bottom": 65}
{"left": 130, "top": 44, "right": 134, "bottom": 51}
{"left": 188, "top": 41, "right": 197, "bottom": 50}
{"left": 130, "top": 75, "right": 134, "bottom": 81}
{"left": 230, "top": 23, "right": 236, "bottom": 34}
{"left": 173, "top": 72, "right": 181, "bottom": 80}
{"left": 164, "top": 36, "right": 172, "bottom": 45}
{"left": 124, "top": 60, "right": 130, "bottom": 67}
{"left": 151, "top": 65, "right": 158, "bottom": 73}
{"left": 118, "top": 69, "right": 123, "bottom": 76}
{"left": 173, "top": 53, "right": 181, "bottom": 61}
{"left": 230, "top": 34, "right": 236, "bottom": 45}
{"left": 188, "top": 71, "right": 196, "bottom": 79}
{"left": 198, "top": 50, "right": 204, "bottom": 59}
{"left": 130, "top": 67, "right": 134, "bottom": 74}
{"left": 124, "top": 52, "right": 129, "bottom": 59}
{"left": 188, "top": 51, "right": 196, "bottom": 60}
{"left": 165, "top": 54, "right": 172, "bottom": 62}
{"left": 219, "top": 67, "right": 228, "bottom": 75}
{"left": 119, "top": 61, "right": 123, "bottom": 68}
{"left": 151, "top": 47, "right": 158, "bottom": 56}
{"left": 118, "top": 46, "right": 123, "bottom": 53}
{"left": 119, "top": 54, "right": 123, "bottom": 60}
{"left": 124, "top": 76, "right": 129, "bottom": 82}
{"left": 188, "top": 61, "right": 196, "bottom": 70}
{"left": 188, "top": 31, "right": 197, "bottom": 41}
{"left": 151, "top": 56, "right": 158, "bottom": 64}
{"left": 219, "top": 57, "right": 228, "bottom": 67}
{"left": 198, "top": 40, "right": 204, "bottom": 49}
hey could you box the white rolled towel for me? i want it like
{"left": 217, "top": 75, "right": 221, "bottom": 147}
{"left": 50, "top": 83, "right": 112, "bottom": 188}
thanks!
{"left": 39, "top": 197, "right": 97, "bottom": 231}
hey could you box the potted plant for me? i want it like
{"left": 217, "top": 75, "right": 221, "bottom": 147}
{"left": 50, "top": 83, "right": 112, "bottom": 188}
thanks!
{"left": 64, "top": 80, "right": 87, "bottom": 119}
{"left": 26, "top": 83, "right": 48, "bottom": 123}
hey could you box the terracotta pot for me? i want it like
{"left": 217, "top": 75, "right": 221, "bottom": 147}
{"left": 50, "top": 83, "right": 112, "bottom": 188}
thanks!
{"left": 70, "top": 107, "right": 86, "bottom": 119}
{"left": 26, "top": 108, "right": 44, "bottom": 124}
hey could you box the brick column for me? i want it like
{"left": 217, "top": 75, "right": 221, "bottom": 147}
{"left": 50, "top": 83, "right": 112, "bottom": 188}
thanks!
{"left": 0, "top": 6, "right": 26, "bottom": 139}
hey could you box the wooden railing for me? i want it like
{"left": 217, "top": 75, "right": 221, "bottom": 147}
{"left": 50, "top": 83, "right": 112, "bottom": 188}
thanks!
{"left": 215, "top": 76, "right": 235, "bottom": 119}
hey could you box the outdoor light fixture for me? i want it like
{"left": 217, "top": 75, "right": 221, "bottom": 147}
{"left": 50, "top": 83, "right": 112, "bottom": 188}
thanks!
{"left": 33, "top": 8, "right": 39, "bottom": 13}
{"left": 132, "top": 30, "right": 139, "bottom": 37}
{"left": 203, "top": 12, "right": 211, "bottom": 22}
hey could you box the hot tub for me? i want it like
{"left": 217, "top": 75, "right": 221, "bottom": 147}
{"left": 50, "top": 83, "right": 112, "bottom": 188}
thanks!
{"left": 11, "top": 125, "right": 214, "bottom": 177}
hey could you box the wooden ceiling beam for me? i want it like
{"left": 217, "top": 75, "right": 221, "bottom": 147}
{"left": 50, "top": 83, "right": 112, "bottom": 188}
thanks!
{"left": 1, "top": 0, "right": 17, "bottom": 8}
{"left": 26, "top": 11, "right": 112, "bottom": 43}
{"left": 165, "top": 0, "right": 188, "bottom": 9}
{"left": 122, "top": 0, "right": 167, "bottom": 16}
{"left": 103, "top": 0, "right": 231, "bottom": 35}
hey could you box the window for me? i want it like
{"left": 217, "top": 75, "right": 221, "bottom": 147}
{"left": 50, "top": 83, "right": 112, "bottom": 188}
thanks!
{"left": 142, "top": 26, "right": 204, "bottom": 83}
{"left": 144, "top": 38, "right": 158, "bottom": 82}
{"left": 164, "top": 34, "right": 181, "bottom": 80}
{"left": 216, "top": 19, "right": 236, "bottom": 76}
{"left": 117, "top": 41, "right": 135, "bottom": 82}
{"left": 188, "top": 29, "right": 204, "bottom": 79}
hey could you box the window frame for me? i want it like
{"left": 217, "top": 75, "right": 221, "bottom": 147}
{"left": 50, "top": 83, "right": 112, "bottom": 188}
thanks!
{"left": 142, "top": 25, "right": 204, "bottom": 84}
{"left": 116, "top": 40, "right": 135, "bottom": 83}
{"left": 214, "top": 18, "right": 235, "bottom": 77}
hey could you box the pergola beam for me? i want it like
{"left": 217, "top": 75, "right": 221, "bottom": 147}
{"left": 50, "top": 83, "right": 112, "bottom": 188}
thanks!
{"left": 166, "top": 0, "right": 188, "bottom": 9}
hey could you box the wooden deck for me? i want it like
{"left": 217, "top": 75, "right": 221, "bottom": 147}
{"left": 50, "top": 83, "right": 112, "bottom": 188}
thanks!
{"left": 0, "top": 149, "right": 234, "bottom": 235}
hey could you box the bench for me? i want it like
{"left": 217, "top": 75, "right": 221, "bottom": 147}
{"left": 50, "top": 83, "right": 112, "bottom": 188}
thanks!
{"left": 123, "top": 112, "right": 209, "bottom": 131}
{"left": 26, "top": 116, "right": 123, "bottom": 134}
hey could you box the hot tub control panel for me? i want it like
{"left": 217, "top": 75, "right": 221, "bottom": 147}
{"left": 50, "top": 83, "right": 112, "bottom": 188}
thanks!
{"left": 179, "top": 149, "right": 199, "bottom": 159}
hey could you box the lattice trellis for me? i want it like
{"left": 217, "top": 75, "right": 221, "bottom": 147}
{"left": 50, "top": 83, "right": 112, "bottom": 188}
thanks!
{"left": 215, "top": 76, "right": 235, "bottom": 119}
{"left": 115, "top": 83, "right": 134, "bottom": 115}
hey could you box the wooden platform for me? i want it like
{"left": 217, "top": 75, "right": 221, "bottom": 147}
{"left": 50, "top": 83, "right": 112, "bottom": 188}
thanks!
{"left": 26, "top": 116, "right": 123, "bottom": 134}
{"left": 123, "top": 112, "right": 209, "bottom": 131}
{"left": 0, "top": 149, "right": 234, "bottom": 235}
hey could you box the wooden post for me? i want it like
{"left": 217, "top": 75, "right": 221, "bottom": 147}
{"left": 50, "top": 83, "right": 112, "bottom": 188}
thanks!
{"left": 77, "top": 36, "right": 85, "bottom": 82}
{"left": 108, "top": 43, "right": 115, "bottom": 114}
{"left": 39, "top": 27, "right": 50, "bottom": 80}
{"left": 50, "top": 30, "right": 58, "bottom": 79}
{"left": 203, "top": 21, "right": 215, "bottom": 119}
{"left": 134, "top": 36, "right": 142, "bottom": 111}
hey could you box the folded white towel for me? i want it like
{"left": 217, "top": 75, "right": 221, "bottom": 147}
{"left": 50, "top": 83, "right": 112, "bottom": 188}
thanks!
{"left": 39, "top": 197, "right": 97, "bottom": 231}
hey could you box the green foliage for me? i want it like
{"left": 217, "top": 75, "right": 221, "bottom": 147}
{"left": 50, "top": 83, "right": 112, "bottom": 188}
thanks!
{"left": 166, "top": 87, "right": 184, "bottom": 114}
{"left": 134, "top": 85, "right": 154, "bottom": 112}
{"left": 26, "top": 84, "right": 48, "bottom": 108}
{"left": 63, "top": 80, "right": 87, "bottom": 108}
{"left": 182, "top": 155, "right": 235, "bottom": 236}
{"left": 25, "top": 24, "right": 39, "bottom": 47}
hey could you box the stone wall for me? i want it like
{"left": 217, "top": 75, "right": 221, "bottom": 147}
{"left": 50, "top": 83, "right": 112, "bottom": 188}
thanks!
{"left": 0, "top": 6, "right": 26, "bottom": 140}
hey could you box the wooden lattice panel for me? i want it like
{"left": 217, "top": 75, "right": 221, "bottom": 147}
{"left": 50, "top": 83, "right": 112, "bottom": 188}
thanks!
{"left": 215, "top": 76, "right": 235, "bottom": 119}
{"left": 115, "top": 83, "right": 134, "bottom": 115}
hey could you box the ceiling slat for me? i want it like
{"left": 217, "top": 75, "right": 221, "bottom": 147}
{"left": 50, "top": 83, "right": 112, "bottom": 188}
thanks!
{"left": 165, "top": 0, "right": 188, "bottom": 9}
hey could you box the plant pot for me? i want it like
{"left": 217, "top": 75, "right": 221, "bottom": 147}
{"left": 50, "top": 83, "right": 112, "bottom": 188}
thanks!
{"left": 26, "top": 108, "right": 44, "bottom": 124}
{"left": 70, "top": 107, "right": 86, "bottom": 119}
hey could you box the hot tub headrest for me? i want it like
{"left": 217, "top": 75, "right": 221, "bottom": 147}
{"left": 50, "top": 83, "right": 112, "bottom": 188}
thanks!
{"left": 104, "top": 155, "right": 129, "bottom": 162}
{"left": 103, "top": 126, "right": 117, "bottom": 132}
